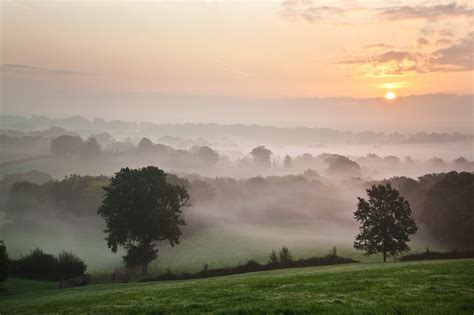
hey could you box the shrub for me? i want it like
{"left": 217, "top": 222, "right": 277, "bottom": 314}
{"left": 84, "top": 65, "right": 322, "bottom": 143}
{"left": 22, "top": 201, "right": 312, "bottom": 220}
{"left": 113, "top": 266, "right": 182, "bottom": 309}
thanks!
{"left": 0, "top": 241, "right": 8, "bottom": 282}
{"left": 400, "top": 250, "right": 474, "bottom": 261}
{"left": 10, "top": 248, "right": 87, "bottom": 281}
{"left": 56, "top": 251, "right": 87, "bottom": 280}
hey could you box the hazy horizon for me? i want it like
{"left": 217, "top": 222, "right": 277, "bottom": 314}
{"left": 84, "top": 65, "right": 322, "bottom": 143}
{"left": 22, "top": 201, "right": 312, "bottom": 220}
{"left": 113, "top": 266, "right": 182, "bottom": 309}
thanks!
{"left": 2, "top": 92, "right": 473, "bottom": 134}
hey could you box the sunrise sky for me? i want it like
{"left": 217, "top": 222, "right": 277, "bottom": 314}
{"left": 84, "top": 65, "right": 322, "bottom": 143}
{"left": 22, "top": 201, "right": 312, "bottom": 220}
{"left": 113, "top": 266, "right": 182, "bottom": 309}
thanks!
{"left": 1, "top": 0, "right": 473, "bottom": 130}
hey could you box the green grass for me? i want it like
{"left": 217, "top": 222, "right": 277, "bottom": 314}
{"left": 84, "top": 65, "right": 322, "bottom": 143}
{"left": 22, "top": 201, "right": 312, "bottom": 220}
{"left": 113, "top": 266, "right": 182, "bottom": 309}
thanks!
{"left": 1, "top": 259, "right": 473, "bottom": 314}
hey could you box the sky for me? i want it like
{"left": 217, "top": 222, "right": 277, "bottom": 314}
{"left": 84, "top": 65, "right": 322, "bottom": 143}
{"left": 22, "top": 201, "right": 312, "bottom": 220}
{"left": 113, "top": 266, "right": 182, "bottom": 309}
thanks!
{"left": 0, "top": 0, "right": 473, "bottom": 130}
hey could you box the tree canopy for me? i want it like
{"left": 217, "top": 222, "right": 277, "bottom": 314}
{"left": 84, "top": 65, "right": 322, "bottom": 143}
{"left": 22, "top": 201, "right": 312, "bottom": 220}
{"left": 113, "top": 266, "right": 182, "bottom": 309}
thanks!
{"left": 354, "top": 183, "right": 418, "bottom": 262}
{"left": 98, "top": 166, "right": 190, "bottom": 274}
{"left": 250, "top": 146, "right": 272, "bottom": 168}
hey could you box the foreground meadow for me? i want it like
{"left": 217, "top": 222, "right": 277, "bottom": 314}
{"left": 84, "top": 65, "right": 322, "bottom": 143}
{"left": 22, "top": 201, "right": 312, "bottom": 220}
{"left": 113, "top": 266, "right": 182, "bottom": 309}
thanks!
{"left": 1, "top": 259, "right": 473, "bottom": 314}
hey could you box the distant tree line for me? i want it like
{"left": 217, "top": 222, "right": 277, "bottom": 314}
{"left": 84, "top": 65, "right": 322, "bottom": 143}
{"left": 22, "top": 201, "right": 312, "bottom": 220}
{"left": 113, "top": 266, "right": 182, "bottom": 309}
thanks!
{"left": 3, "top": 114, "right": 473, "bottom": 145}
{"left": 3, "top": 171, "right": 473, "bottom": 252}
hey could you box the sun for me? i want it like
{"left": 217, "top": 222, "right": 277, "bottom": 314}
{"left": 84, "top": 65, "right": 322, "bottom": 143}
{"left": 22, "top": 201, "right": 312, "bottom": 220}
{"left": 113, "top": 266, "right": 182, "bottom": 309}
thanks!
{"left": 385, "top": 91, "right": 397, "bottom": 100}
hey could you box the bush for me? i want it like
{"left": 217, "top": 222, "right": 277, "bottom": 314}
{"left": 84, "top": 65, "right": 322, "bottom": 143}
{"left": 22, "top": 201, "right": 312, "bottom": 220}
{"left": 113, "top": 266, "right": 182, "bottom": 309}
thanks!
{"left": 10, "top": 248, "right": 87, "bottom": 281}
{"left": 56, "top": 251, "right": 87, "bottom": 280}
{"left": 400, "top": 250, "right": 474, "bottom": 261}
{"left": 0, "top": 241, "right": 8, "bottom": 283}
{"left": 12, "top": 248, "right": 57, "bottom": 280}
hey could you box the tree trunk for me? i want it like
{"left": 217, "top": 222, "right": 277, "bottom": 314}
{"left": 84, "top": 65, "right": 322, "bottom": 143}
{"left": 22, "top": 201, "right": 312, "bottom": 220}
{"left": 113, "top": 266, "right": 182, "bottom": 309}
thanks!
{"left": 383, "top": 251, "right": 387, "bottom": 262}
{"left": 140, "top": 263, "right": 148, "bottom": 275}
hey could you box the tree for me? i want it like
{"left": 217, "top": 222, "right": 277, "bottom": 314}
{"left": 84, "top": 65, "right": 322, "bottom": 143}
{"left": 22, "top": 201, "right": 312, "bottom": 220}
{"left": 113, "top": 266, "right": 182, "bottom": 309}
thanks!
{"left": 278, "top": 246, "right": 293, "bottom": 266}
{"left": 354, "top": 183, "right": 418, "bottom": 262}
{"left": 80, "top": 137, "right": 101, "bottom": 158}
{"left": 98, "top": 166, "right": 190, "bottom": 275}
{"left": 0, "top": 241, "right": 7, "bottom": 283}
{"left": 51, "top": 135, "right": 83, "bottom": 155}
{"left": 420, "top": 171, "right": 474, "bottom": 249}
{"left": 194, "top": 146, "right": 219, "bottom": 165}
{"left": 250, "top": 146, "right": 272, "bottom": 168}
{"left": 137, "top": 137, "right": 155, "bottom": 154}
{"left": 268, "top": 250, "right": 278, "bottom": 266}
{"left": 283, "top": 155, "right": 292, "bottom": 169}
{"left": 326, "top": 155, "right": 361, "bottom": 178}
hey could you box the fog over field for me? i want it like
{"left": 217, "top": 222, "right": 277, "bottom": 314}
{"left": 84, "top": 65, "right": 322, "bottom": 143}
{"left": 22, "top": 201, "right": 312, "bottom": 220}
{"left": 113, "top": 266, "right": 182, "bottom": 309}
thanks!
{"left": 0, "top": 112, "right": 472, "bottom": 272}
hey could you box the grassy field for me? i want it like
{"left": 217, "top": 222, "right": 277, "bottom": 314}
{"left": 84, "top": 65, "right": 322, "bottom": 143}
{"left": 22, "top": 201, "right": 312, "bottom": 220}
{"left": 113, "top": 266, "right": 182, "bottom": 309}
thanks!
{"left": 1, "top": 259, "right": 473, "bottom": 314}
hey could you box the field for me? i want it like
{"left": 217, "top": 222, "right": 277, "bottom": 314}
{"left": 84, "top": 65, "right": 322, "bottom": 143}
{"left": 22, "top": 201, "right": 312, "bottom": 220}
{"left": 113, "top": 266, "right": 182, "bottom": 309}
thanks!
{"left": 1, "top": 259, "right": 473, "bottom": 314}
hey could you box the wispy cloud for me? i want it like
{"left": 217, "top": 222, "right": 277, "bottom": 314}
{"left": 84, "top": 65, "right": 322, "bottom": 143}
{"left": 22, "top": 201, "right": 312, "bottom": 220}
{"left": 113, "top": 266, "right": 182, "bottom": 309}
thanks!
{"left": 0, "top": 64, "right": 83, "bottom": 76}
{"left": 420, "top": 28, "right": 455, "bottom": 38}
{"left": 215, "top": 59, "right": 252, "bottom": 77}
{"left": 363, "top": 43, "right": 394, "bottom": 50}
{"left": 280, "top": 0, "right": 347, "bottom": 23}
{"left": 280, "top": 1, "right": 473, "bottom": 24}
{"left": 379, "top": 2, "right": 473, "bottom": 20}
{"left": 417, "top": 37, "right": 430, "bottom": 46}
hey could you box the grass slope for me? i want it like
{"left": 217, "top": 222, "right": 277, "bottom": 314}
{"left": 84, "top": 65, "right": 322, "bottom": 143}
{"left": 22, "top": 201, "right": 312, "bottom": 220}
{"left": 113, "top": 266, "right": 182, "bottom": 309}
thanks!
{"left": 1, "top": 259, "right": 473, "bottom": 314}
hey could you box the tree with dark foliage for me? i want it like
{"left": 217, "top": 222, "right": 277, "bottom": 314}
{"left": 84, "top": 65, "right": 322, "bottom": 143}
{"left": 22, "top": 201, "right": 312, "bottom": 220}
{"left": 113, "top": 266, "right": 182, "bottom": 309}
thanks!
{"left": 354, "top": 183, "right": 418, "bottom": 262}
{"left": 250, "top": 146, "right": 272, "bottom": 168}
{"left": 420, "top": 171, "right": 474, "bottom": 249}
{"left": 56, "top": 251, "right": 87, "bottom": 280}
{"left": 278, "top": 246, "right": 293, "bottom": 266}
{"left": 51, "top": 135, "right": 83, "bottom": 155}
{"left": 80, "top": 137, "right": 101, "bottom": 158}
{"left": 98, "top": 166, "right": 190, "bottom": 275}
{"left": 283, "top": 155, "right": 293, "bottom": 169}
{"left": 0, "top": 241, "right": 8, "bottom": 283}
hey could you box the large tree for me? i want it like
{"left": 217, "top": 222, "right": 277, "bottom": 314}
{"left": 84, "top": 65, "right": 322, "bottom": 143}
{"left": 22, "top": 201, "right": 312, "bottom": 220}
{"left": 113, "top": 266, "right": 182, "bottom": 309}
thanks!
{"left": 354, "top": 183, "right": 417, "bottom": 262}
{"left": 98, "top": 166, "right": 190, "bottom": 274}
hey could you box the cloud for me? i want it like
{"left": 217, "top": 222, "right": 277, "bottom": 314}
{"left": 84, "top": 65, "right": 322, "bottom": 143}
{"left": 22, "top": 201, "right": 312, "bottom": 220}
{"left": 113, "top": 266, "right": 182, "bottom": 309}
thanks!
{"left": 430, "top": 32, "right": 473, "bottom": 72}
{"left": 420, "top": 28, "right": 455, "bottom": 38}
{"left": 363, "top": 43, "right": 394, "bottom": 50}
{"left": 0, "top": 64, "right": 83, "bottom": 76}
{"left": 379, "top": 3, "right": 473, "bottom": 20}
{"left": 417, "top": 37, "right": 429, "bottom": 46}
{"left": 339, "top": 33, "right": 473, "bottom": 76}
{"left": 280, "top": 0, "right": 346, "bottom": 23}
{"left": 435, "top": 38, "right": 452, "bottom": 46}
{"left": 280, "top": 1, "right": 473, "bottom": 24}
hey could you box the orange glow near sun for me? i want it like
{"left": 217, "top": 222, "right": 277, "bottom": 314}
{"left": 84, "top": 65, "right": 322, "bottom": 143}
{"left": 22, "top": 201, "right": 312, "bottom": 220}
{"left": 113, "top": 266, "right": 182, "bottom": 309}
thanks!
{"left": 385, "top": 91, "right": 397, "bottom": 100}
